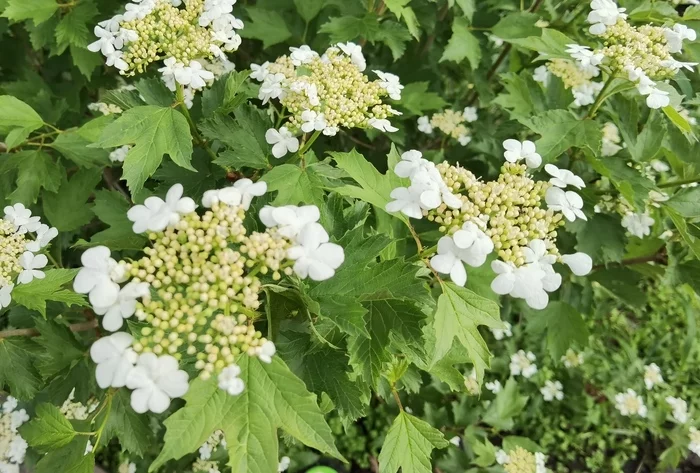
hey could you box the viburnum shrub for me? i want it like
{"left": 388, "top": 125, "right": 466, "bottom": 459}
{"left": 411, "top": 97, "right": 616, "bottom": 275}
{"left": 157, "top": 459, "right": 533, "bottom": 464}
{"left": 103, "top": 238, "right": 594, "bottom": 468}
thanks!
{"left": 0, "top": 0, "right": 699, "bottom": 472}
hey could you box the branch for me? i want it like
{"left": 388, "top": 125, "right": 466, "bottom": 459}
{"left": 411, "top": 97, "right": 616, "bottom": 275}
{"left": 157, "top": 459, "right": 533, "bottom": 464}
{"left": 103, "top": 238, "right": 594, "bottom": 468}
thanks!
{"left": 592, "top": 252, "right": 666, "bottom": 271}
{"left": 0, "top": 320, "right": 98, "bottom": 339}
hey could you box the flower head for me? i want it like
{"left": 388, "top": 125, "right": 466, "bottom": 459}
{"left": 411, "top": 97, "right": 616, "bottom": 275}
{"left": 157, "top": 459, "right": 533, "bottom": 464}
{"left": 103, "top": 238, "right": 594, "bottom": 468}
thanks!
{"left": 126, "top": 353, "right": 189, "bottom": 413}
{"left": 614, "top": 389, "right": 647, "bottom": 417}
{"left": 265, "top": 127, "right": 300, "bottom": 159}
{"left": 503, "top": 139, "right": 542, "bottom": 169}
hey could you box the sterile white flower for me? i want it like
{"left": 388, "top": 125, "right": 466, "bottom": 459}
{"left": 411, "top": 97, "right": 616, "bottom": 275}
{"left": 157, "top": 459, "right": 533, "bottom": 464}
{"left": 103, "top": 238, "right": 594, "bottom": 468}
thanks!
{"left": 7, "top": 437, "right": 27, "bottom": 464}
{"left": 394, "top": 150, "right": 430, "bottom": 179}
{"left": 385, "top": 187, "right": 425, "bottom": 219}
{"left": 289, "top": 45, "right": 318, "bottom": 66}
{"left": 566, "top": 44, "right": 603, "bottom": 77}
{"left": 109, "top": 145, "right": 130, "bottom": 163}
{"left": 664, "top": 24, "right": 697, "bottom": 54}
{"left": 278, "top": 456, "right": 291, "bottom": 472}
{"left": 491, "top": 321, "right": 512, "bottom": 340}
{"left": 645, "top": 87, "right": 670, "bottom": 109}
{"left": 300, "top": 110, "right": 327, "bottom": 133}
{"left": 256, "top": 340, "right": 276, "bottom": 364}
{"left": 73, "top": 246, "right": 125, "bottom": 308}
{"left": 457, "top": 134, "right": 471, "bottom": 146}
{"left": 17, "top": 252, "right": 47, "bottom": 284}
{"left": 541, "top": 380, "right": 564, "bottom": 401}
{"left": 2, "top": 396, "right": 18, "bottom": 413}
{"left": 232, "top": 179, "right": 267, "bottom": 210}
{"left": 127, "top": 184, "right": 196, "bottom": 233}
{"left": 462, "top": 106, "right": 478, "bottom": 123}
{"left": 545, "top": 187, "right": 586, "bottom": 222}
{"left": 374, "top": 70, "right": 403, "bottom": 100}
{"left": 448, "top": 436, "right": 461, "bottom": 447}
{"left": 94, "top": 281, "right": 150, "bottom": 332}
{"left": 84, "top": 440, "right": 93, "bottom": 456}
{"left": 503, "top": 139, "right": 542, "bottom": 168}
{"left": 621, "top": 212, "right": 654, "bottom": 238}
{"left": 587, "top": 0, "right": 627, "bottom": 35}
{"left": 265, "top": 127, "right": 299, "bottom": 159}
{"left": 561, "top": 253, "right": 593, "bottom": 276}
{"left": 259, "top": 72, "right": 286, "bottom": 104}
{"left": 510, "top": 350, "right": 538, "bottom": 378}
{"left": 3, "top": 203, "right": 40, "bottom": 233}
{"left": 259, "top": 205, "right": 320, "bottom": 239}
{"left": 417, "top": 116, "right": 433, "bottom": 133}
{"left": 615, "top": 389, "right": 647, "bottom": 417}
{"left": 90, "top": 332, "right": 138, "bottom": 388}
{"left": 250, "top": 61, "right": 270, "bottom": 81}
{"left": 533, "top": 65, "right": 551, "bottom": 85}
{"left": 689, "top": 427, "right": 700, "bottom": 456}
{"left": 430, "top": 236, "right": 468, "bottom": 286}
{"left": 9, "top": 410, "right": 28, "bottom": 431}
{"left": 562, "top": 349, "right": 584, "bottom": 368}
{"left": 544, "top": 164, "right": 585, "bottom": 189}
{"left": 452, "top": 221, "right": 494, "bottom": 267}
{"left": 485, "top": 380, "right": 502, "bottom": 393}
{"left": 491, "top": 260, "right": 549, "bottom": 309}
{"left": 495, "top": 450, "right": 510, "bottom": 465}
{"left": 666, "top": 396, "right": 689, "bottom": 424}
{"left": 572, "top": 81, "right": 604, "bottom": 107}
{"left": 643, "top": 363, "right": 663, "bottom": 390}
{"left": 218, "top": 364, "right": 244, "bottom": 395}
{"left": 287, "top": 223, "right": 344, "bottom": 281}
{"left": 337, "top": 41, "right": 366, "bottom": 71}
{"left": 126, "top": 353, "right": 189, "bottom": 414}
{"left": 105, "top": 50, "right": 128, "bottom": 71}
{"left": 368, "top": 118, "right": 398, "bottom": 132}
{"left": 25, "top": 224, "right": 58, "bottom": 252}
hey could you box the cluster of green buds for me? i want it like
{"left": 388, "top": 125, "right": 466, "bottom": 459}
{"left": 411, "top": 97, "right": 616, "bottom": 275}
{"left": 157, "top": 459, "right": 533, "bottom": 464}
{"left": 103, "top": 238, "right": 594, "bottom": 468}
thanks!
{"left": 416, "top": 107, "right": 477, "bottom": 146}
{"left": 252, "top": 42, "right": 402, "bottom": 138}
{"left": 0, "top": 219, "right": 27, "bottom": 288}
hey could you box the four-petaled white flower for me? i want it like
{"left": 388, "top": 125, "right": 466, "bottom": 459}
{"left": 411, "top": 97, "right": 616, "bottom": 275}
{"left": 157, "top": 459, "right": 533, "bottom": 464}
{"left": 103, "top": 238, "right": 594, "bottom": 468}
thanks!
{"left": 250, "top": 61, "right": 270, "bottom": 81}
{"left": 256, "top": 340, "right": 277, "bottom": 363}
{"left": 666, "top": 396, "right": 689, "bottom": 424}
{"left": 17, "top": 252, "right": 48, "bottom": 284}
{"left": 278, "top": 456, "right": 291, "bottom": 473}
{"left": 90, "top": 332, "right": 138, "bottom": 389}
{"left": 462, "top": 106, "right": 478, "bottom": 123}
{"left": 645, "top": 87, "right": 670, "bottom": 109}
{"left": 545, "top": 164, "right": 585, "bottom": 189}
{"left": 503, "top": 139, "right": 542, "bottom": 168}
{"left": 337, "top": 42, "right": 366, "bottom": 71}
{"left": 259, "top": 72, "right": 286, "bottom": 104}
{"left": 485, "top": 380, "right": 502, "bottom": 393}
{"left": 430, "top": 236, "right": 468, "bottom": 286}
{"left": 621, "top": 211, "right": 654, "bottom": 238}
{"left": 452, "top": 222, "right": 494, "bottom": 267}
{"left": 368, "top": 118, "right": 398, "bottom": 133}
{"left": 385, "top": 186, "right": 426, "bottom": 219}
{"left": 74, "top": 246, "right": 125, "bottom": 308}
{"left": 614, "top": 389, "right": 647, "bottom": 417}
{"left": 417, "top": 116, "right": 433, "bottom": 133}
{"left": 287, "top": 223, "right": 345, "bottom": 281}
{"left": 587, "top": 0, "right": 627, "bottom": 35}
{"left": 289, "top": 45, "right": 318, "bottom": 66}
{"left": 545, "top": 187, "right": 586, "bottom": 222}
{"left": 664, "top": 24, "right": 697, "bottom": 54}
{"left": 24, "top": 224, "right": 58, "bottom": 253}
{"left": 541, "top": 380, "right": 564, "bottom": 401}
{"left": 265, "top": 127, "right": 300, "bottom": 158}
{"left": 0, "top": 284, "right": 13, "bottom": 309}
{"left": 394, "top": 150, "right": 430, "bottom": 180}
{"left": 126, "top": 353, "right": 189, "bottom": 413}
{"left": 509, "top": 350, "right": 538, "bottom": 378}
{"left": 218, "top": 363, "right": 245, "bottom": 395}
{"left": 491, "top": 260, "right": 549, "bottom": 310}
{"left": 643, "top": 363, "right": 663, "bottom": 390}
{"left": 491, "top": 321, "right": 512, "bottom": 340}
{"left": 4, "top": 203, "right": 41, "bottom": 233}
{"left": 127, "top": 184, "right": 196, "bottom": 234}
{"left": 87, "top": 26, "right": 116, "bottom": 55}
{"left": 94, "top": 281, "right": 150, "bottom": 332}
{"left": 259, "top": 205, "right": 320, "bottom": 239}
{"left": 533, "top": 65, "right": 550, "bottom": 85}
{"left": 374, "top": 70, "right": 403, "bottom": 100}
{"left": 300, "top": 110, "right": 327, "bottom": 133}
{"left": 173, "top": 60, "right": 214, "bottom": 90}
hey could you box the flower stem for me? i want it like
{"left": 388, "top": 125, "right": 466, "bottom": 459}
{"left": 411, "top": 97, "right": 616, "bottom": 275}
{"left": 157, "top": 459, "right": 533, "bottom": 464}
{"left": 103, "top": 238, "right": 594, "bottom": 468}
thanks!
{"left": 658, "top": 176, "right": 700, "bottom": 188}
{"left": 298, "top": 130, "right": 321, "bottom": 157}
{"left": 175, "top": 84, "right": 218, "bottom": 162}
{"left": 585, "top": 74, "right": 616, "bottom": 119}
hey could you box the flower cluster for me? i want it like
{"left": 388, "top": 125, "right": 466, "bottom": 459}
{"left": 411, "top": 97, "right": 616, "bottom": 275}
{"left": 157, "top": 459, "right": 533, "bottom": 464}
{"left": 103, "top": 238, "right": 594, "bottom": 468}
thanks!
{"left": 416, "top": 107, "right": 478, "bottom": 146}
{"left": 89, "top": 0, "right": 242, "bottom": 99}
{"left": 253, "top": 43, "right": 402, "bottom": 157}
{"left": 385, "top": 147, "right": 592, "bottom": 309}
{"left": 534, "top": 45, "right": 605, "bottom": 107}
{"left": 88, "top": 102, "right": 123, "bottom": 116}
{"left": 601, "top": 122, "right": 622, "bottom": 156}
{"left": 75, "top": 183, "right": 344, "bottom": 413}
{"left": 586, "top": 0, "right": 697, "bottom": 109}
{"left": 1, "top": 204, "right": 58, "bottom": 309}
{"left": 540, "top": 380, "right": 564, "bottom": 402}
{"left": 561, "top": 348, "right": 584, "bottom": 368}
{"left": 0, "top": 397, "right": 29, "bottom": 472}
{"left": 60, "top": 389, "right": 98, "bottom": 421}
{"left": 496, "top": 446, "right": 548, "bottom": 473}
{"left": 614, "top": 389, "right": 648, "bottom": 417}
{"left": 510, "top": 350, "right": 538, "bottom": 379}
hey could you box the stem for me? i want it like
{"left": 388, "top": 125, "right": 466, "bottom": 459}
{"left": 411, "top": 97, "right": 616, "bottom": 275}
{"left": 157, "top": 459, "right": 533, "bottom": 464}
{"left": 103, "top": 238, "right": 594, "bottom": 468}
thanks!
{"left": 406, "top": 222, "right": 424, "bottom": 254}
{"left": 658, "top": 176, "right": 700, "bottom": 188}
{"left": 0, "top": 320, "right": 98, "bottom": 339}
{"left": 92, "top": 391, "right": 114, "bottom": 451}
{"left": 592, "top": 253, "right": 665, "bottom": 271}
{"left": 175, "top": 84, "right": 218, "bottom": 162}
{"left": 584, "top": 74, "right": 616, "bottom": 119}
{"left": 298, "top": 130, "right": 321, "bottom": 157}
{"left": 46, "top": 252, "right": 62, "bottom": 269}
{"left": 391, "top": 387, "right": 404, "bottom": 411}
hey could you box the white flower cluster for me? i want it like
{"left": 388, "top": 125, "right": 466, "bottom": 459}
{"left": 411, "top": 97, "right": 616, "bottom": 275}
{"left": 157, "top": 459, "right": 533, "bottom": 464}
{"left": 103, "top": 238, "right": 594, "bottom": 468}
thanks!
{"left": 643, "top": 362, "right": 663, "bottom": 390}
{"left": 89, "top": 0, "right": 242, "bottom": 102}
{"left": 254, "top": 43, "right": 402, "bottom": 157}
{"left": 601, "top": 122, "right": 622, "bottom": 156}
{"left": 385, "top": 148, "right": 593, "bottom": 309}
{"left": 587, "top": 0, "right": 627, "bottom": 35}
{"left": 496, "top": 446, "right": 548, "bottom": 473}
{"left": 0, "top": 397, "right": 29, "bottom": 473}
{"left": 416, "top": 107, "right": 477, "bottom": 146}
{"left": 561, "top": 348, "right": 584, "bottom": 368}
{"left": 621, "top": 211, "right": 655, "bottom": 239}
{"left": 491, "top": 321, "right": 513, "bottom": 340}
{"left": 614, "top": 389, "right": 648, "bottom": 417}
{"left": 463, "top": 369, "right": 480, "bottom": 395}
{"left": 538, "top": 53, "right": 604, "bottom": 108}
{"left": 510, "top": 350, "right": 538, "bottom": 379}
{"left": 77, "top": 184, "right": 344, "bottom": 412}
{"left": 1, "top": 204, "right": 58, "bottom": 309}
{"left": 540, "top": 380, "right": 564, "bottom": 402}
{"left": 60, "top": 389, "right": 98, "bottom": 421}
{"left": 690, "top": 427, "right": 700, "bottom": 457}
{"left": 88, "top": 102, "right": 123, "bottom": 116}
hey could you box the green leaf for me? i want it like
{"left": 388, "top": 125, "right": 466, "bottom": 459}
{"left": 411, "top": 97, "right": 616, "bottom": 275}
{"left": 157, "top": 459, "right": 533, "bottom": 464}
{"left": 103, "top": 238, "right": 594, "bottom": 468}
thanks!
{"left": 1, "top": 0, "right": 58, "bottom": 25}
{"left": 153, "top": 153, "right": 219, "bottom": 199}
{"left": 294, "top": 0, "right": 324, "bottom": 22}
{"left": 519, "top": 110, "right": 602, "bottom": 163}
{"left": 35, "top": 437, "right": 95, "bottom": 473}
{"left": 492, "top": 71, "right": 547, "bottom": 119}
{"left": 628, "top": 110, "right": 666, "bottom": 162}
{"left": 11, "top": 269, "right": 87, "bottom": 316}
{"left": 33, "top": 317, "right": 85, "bottom": 378}
{"left": 491, "top": 12, "right": 540, "bottom": 40}
{"left": 70, "top": 45, "right": 102, "bottom": 78}
{"left": 75, "top": 190, "right": 148, "bottom": 251}
{"left": 20, "top": 403, "right": 76, "bottom": 452}
{"left": 399, "top": 82, "right": 448, "bottom": 116}
{"left": 0, "top": 337, "right": 42, "bottom": 400}
{"left": 95, "top": 105, "right": 194, "bottom": 192}
{"left": 664, "top": 187, "right": 700, "bottom": 218}
{"left": 454, "top": 0, "right": 475, "bottom": 20}
{"left": 588, "top": 156, "right": 655, "bottom": 210}
{"left": 331, "top": 147, "right": 407, "bottom": 215}
{"left": 483, "top": 379, "right": 529, "bottom": 430}
{"left": 102, "top": 390, "right": 152, "bottom": 457}
{"left": 378, "top": 411, "right": 449, "bottom": 473}
{"left": 440, "top": 17, "right": 481, "bottom": 69}
{"left": 590, "top": 267, "right": 647, "bottom": 307}
{"left": 239, "top": 6, "right": 291, "bottom": 49}
{"left": 311, "top": 295, "right": 370, "bottom": 338}
{"left": 528, "top": 302, "right": 589, "bottom": 359}
{"left": 50, "top": 129, "right": 110, "bottom": 168}
{"left": 319, "top": 14, "right": 381, "bottom": 43}
{"left": 43, "top": 168, "right": 100, "bottom": 231}
{"left": 667, "top": 208, "right": 700, "bottom": 260}
{"left": 376, "top": 20, "right": 412, "bottom": 61}
{"left": 430, "top": 282, "right": 502, "bottom": 383}
{"left": 54, "top": 0, "right": 97, "bottom": 50}
{"left": 575, "top": 214, "right": 626, "bottom": 264}
{"left": 662, "top": 105, "right": 692, "bottom": 134}
{"left": 150, "top": 357, "right": 342, "bottom": 472}
{"left": 202, "top": 105, "right": 271, "bottom": 170}
{"left": 0, "top": 95, "right": 44, "bottom": 142}
{"left": 262, "top": 164, "right": 325, "bottom": 207}
{"left": 507, "top": 29, "right": 575, "bottom": 58}
{"left": 383, "top": 0, "right": 420, "bottom": 39}
{"left": 3, "top": 150, "right": 63, "bottom": 205}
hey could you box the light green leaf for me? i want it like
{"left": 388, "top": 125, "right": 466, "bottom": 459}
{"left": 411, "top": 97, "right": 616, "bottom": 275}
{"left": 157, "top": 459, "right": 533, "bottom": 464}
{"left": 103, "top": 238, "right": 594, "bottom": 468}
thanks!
{"left": 50, "top": 129, "right": 110, "bottom": 168}
{"left": 33, "top": 317, "right": 85, "bottom": 379}
{"left": 430, "top": 282, "right": 502, "bottom": 383}
{"left": 519, "top": 109, "right": 602, "bottom": 163}
{"left": 75, "top": 190, "right": 147, "bottom": 251}
{"left": 440, "top": 17, "right": 481, "bottom": 69}
{"left": 262, "top": 164, "right": 325, "bottom": 207}
{"left": 11, "top": 269, "right": 87, "bottom": 316}
{"left": 70, "top": 45, "right": 103, "bottom": 78}
{"left": 483, "top": 379, "right": 529, "bottom": 430}
{"left": 528, "top": 302, "right": 589, "bottom": 359}
{"left": 507, "top": 29, "right": 575, "bottom": 58}
{"left": 201, "top": 106, "right": 271, "bottom": 170}
{"left": 319, "top": 14, "right": 381, "bottom": 43}
{"left": 491, "top": 12, "right": 540, "bottom": 40}
{"left": 54, "top": 0, "right": 97, "bottom": 50}
{"left": 399, "top": 82, "right": 448, "bottom": 116}
{"left": 102, "top": 390, "right": 152, "bottom": 457}
{"left": 34, "top": 437, "right": 94, "bottom": 473}
{"left": 1, "top": 0, "right": 58, "bottom": 25}
{"left": 492, "top": 71, "right": 547, "bottom": 119}
{"left": 43, "top": 168, "right": 100, "bottom": 231}
{"left": 95, "top": 105, "right": 194, "bottom": 193}
{"left": 378, "top": 411, "right": 449, "bottom": 473}
{"left": 662, "top": 105, "right": 693, "bottom": 134}
{"left": 20, "top": 403, "right": 76, "bottom": 452}
{"left": 629, "top": 110, "right": 666, "bottom": 162}
{"left": 239, "top": 7, "right": 291, "bottom": 49}
{"left": 294, "top": 0, "right": 325, "bottom": 22}
{"left": 4, "top": 150, "right": 63, "bottom": 205}
{"left": 664, "top": 187, "right": 700, "bottom": 218}
{"left": 667, "top": 208, "right": 700, "bottom": 260}
{"left": 0, "top": 337, "right": 42, "bottom": 400}
{"left": 384, "top": 0, "right": 420, "bottom": 39}
{"left": 575, "top": 214, "right": 626, "bottom": 264}
{"left": 150, "top": 357, "right": 342, "bottom": 472}
{"left": 0, "top": 95, "right": 44, "bottom": 146}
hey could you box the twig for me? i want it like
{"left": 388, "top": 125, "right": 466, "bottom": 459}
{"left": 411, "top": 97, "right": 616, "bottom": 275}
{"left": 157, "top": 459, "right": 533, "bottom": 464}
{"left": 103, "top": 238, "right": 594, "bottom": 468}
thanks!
{"left": 659, "top": 176, "right": 700, "bottom": 188}
{"left": 0, "top": 320, "right": 98, "bottom": 339}
{"left": 103, "top": 168, "right": 132, "bottom": 202}
{"left": 592, "top": 252, "right": 666, "bottom": 271}
{"left": 391, "top": 387, "right": 404, "bottom": 411}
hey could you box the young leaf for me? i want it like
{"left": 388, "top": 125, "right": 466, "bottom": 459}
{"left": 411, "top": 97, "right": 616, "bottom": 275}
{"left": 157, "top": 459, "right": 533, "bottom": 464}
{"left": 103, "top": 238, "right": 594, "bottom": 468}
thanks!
{"left": 430, "top": 282, "right": 502, "bottom": 383}
{"left": 1, "top": 0, "right": 58, "bottom": 26}
{"left": 519, "top": 110, "right": 602, "bottom": 163}
{"left": 4, "top": 150, "right": 63, "bottom": 205}
{"left": 262, "top": 164, "right": 325, "bottom": 207}
{"left": 482, "top": 379, "right": 529, "bottom": 430}
{"left": 34, "top": 437, "right": 95, "bottom": 473}
{"left": 43, "top": 168, "right": 101, "bottom": 231}
{"left": 32, "top": 317, "right": 85, "bottom": 379}
{"left": 0, "top": 337, "right": 43, "bottom": 400}
{"left": 0, "top": 95, "right": 44, "bottom": 146}
{"left": 378, "top": 411, "right": 449, "bottom": 473}
{"left": 294, "top": 0, "right": 324, "bottom": 22}
{"left": 399, "top": 82, "right": 448, "bottom": 117}
{"left": 20, "top": 403, "right": 76, "bottom": 452}
{"left": 95, "top": 105, "right": 194, "bottom": 192}
{"left": 239, "top": 6, "right": 291, "bottom": 48}
{"left": 440, "top": 17, "right": 481, "bottom": 69}
{"left": 11, "top": 269, "right": 87, "bottom": 317}
{"left": 150, "top": 356, "right": 342, "bottom": 473}
{"left": 75, "top": 190, "right": 147, "bottom": 251}
{"left": 102, "top": 390, "right": 153, "bottom": 457}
